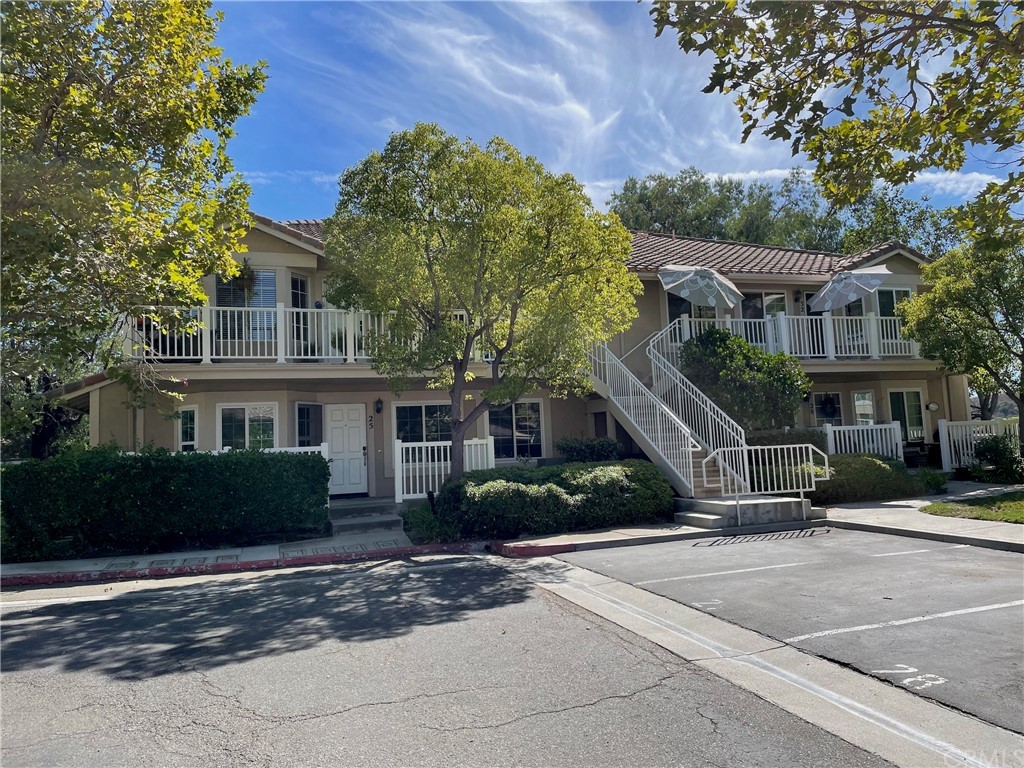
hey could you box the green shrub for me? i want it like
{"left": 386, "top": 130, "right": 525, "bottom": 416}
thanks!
{"left": 0, "top": 445, "right": 330, "bottom": 562}
{"left": 401, "top": 504, "right": 460, "bottom": 545}
{"left": 435, "top": 459, "right": 673, "bottom": 540}
{"left": 809, "top": 454, "right": 926, "bottom": 506}
{"left": 555, "top": 437, "right": 624, "bottom": 462}
{"left": 971, "top": 433, "right": 1024, "bottom": 483}
{"left": 916, "top": 468, "right": 949, "bottom": 495}
{"left": 747, "top": 428, "right": 827, "bottom": 452}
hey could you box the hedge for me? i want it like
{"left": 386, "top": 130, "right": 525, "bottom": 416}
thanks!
{"left": 555, "top": 437, "right": 624, "bottom": 462}
{"left": 808, "top": 454, "right": 933, "bottom": 506}
{"left": 746, "top": 428, "right": 827, "bottom": 452}
{"left": 1, "top": 445, "right": 330, "bottom": 562}
{"left": 434, "top": 459, "right": 673, "bottom": 540}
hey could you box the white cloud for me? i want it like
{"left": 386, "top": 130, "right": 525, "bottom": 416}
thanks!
{"left": 243, "top": 170, "right": 340, "bottom": 188}
{"left": 908, "top": 170, "right": 1003, "bottom": 197}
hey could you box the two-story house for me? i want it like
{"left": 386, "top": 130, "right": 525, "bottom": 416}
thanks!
{"left": 59, "top": 218, "right": 969, "bottom": 503}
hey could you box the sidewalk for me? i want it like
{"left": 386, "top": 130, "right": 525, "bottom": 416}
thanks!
{"left": 4, "top": 482, "right": 1020, "bottom": 587}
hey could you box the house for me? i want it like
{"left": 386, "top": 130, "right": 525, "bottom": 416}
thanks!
{"left": 59, "top": 218, "right": 970, "bottom": 502}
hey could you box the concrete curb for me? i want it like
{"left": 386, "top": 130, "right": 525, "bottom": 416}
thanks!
{"left": 825, "top": 519, "right": 1024, "bottom": 553}
{"left": 0, "top": 542, "right": 481, "bottom": 588}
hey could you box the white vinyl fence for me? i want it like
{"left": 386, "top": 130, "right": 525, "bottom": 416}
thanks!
{"left": 395, "top": 437, "right": 495, "bottom": 502}
{"left": 703, "top": 444, "right": 829, "bottom": 498}
{"left": 938, "top": 418, "right": 1020, "bottom": 471}
{"left": 823, "top": 423, "right": 904, "bottom": 461}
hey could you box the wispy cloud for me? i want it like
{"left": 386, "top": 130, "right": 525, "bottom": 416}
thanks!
{"left": 908, "top": 170, "right": 1003, "bottom": 197}
{"left": 243, "top": 170, "right": 340, "bottom": 188}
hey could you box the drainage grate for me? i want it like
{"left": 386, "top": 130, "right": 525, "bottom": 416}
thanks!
{"left": 693, "top": 528, "right": 830, "bottom": 547}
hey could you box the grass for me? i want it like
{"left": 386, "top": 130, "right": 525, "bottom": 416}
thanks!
{"left": 923, "top": 491, "right": 1024, "bottom": 524}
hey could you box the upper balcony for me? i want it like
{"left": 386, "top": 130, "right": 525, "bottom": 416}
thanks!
{"left": 669, "top": 312, "right": 921, "bottom": 360}
{"left": 127, "top": 305, "right": 490, "bottom": 365}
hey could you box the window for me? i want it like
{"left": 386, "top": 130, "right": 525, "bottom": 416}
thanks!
{"left": 852, "top": 391, "right": 875, "bottom": 425}
{"left": 741, "top": 292, "right": 786, "bottom": 320}
{"left": 218, "top": 404, "right": 277, "bottom": 450}
{"left": 667, "top": 294, "right": 717, "bottom": 321}
{"left": 813, "top": 392, "right": 843, "bottom": 426}
{"left": 844, "top": 297, "right": 864, "bottom": 317}
{"left": 297, "top": 404, "right": 323, "bottom": 447}
{"left": 395, "top": 404, "right": 452, "bottom": 443}
{"left": 177, "top": 406, "right": 198, "bottom": 452}
{"left": 877, "top": 288, "right": 912, "bottom": 317}
{"left": 216, "top": 269, "right": 277, "bottom": 342}
{"left": 889, "top": 390, "right": 925, "bottom": 443}
{"left": 290, "top": 274, "right": 309, "bottom": 309}
{"left": 489, "top": 401, "right": 542, "bottom": 460}
{"left": 803, "top": 291, "right": 825, "bottom": 317}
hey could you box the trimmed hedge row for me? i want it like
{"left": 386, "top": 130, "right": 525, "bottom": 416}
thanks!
{"left": 555, "top": 437, "right": 624, "bottom": 462}
{"left": 1, "top": 446, "right": 330, "bottom": 562}
{"left": 746, "top": 428, "right": 827, "bottom": 452}
{"left": 435, "top": 459, "right": 673, "bottom": 540}
{"left": 808, "top": 454, "right": 944, "bottom": 506}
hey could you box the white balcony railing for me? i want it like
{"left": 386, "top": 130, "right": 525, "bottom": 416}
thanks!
{"left": 673, "top": 312, "right": 920, "bottom": 360}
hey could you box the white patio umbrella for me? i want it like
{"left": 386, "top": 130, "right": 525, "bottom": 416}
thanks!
{"left": 808, "top": 265, "right": 892, "bottom": 312}
{"left": 658, "top": 265, "right": 743, "bottom": 309}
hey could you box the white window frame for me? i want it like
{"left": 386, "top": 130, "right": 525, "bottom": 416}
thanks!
{"left": 812, "top": 392, "right": 844, "bottom": 427}
{"left": 487, "top": 399, "right": 545, "bottom": 462}
{"left": 176, "top": 405, "right": 198, "bottom": 452}
{"left": 741, "top": 291, "right": 787, "bottom": 320}
{"left": 392, "top": 400, "right": 454, "bottom": 444}
{"left": 851, "top": 391, "right": 876, "bottom": 426}
{"left": 886, "top": 388, "right": 927, "bottom": 444}
{"left": 216, "top": 402, "right": 279, "bottom": 451}
{"left": 876, "top": 287, "right": 913, "bottom": 317}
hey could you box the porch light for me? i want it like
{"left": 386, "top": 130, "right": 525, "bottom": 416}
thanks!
{"left": 375, "top": 398, "right": 383, "bottom": 415}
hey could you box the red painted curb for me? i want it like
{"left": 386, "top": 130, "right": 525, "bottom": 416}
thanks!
{"left": 490, "top": 542, "right": 578, "bottom": 558}
{"left": 0, "top": 542, "right": 478, "bottom": 588}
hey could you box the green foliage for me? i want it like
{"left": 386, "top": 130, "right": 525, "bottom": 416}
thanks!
{"left": 899, "top": 243, "right": 1024, "bottom": 434}
{"left": 916, "top": 468, "right": 949, "bottom": 496}
{"left": 0, "top": 446, "right": 329, "bottom": 562}
{"left": 650, "top": 1, "right": 1024, "bottom": 239}
{"left": 555, "top": 437, "right": 624, "bottom": 463}
{"left": 746, "top": 428, "right": 827, "bottom": 453}
{"left": 401, "top": 504, "right": 460, "bottom": 545}
{"left": 971, "top": 434, "right": 1024, "bottom": 483}
{"left": 924, "top": 491, "right": 1024, "bottom": 524}
{"left": 434, "top": 460, "right": 673, "bottom": 540}
{"left": 323, "top": 122, "right": 641, "bottom": 478}
{"left": 678, "top": 329, "right": 811, "bottom": 431}
{"left": 1, "top": 1, "right": 266, "bottom": 426}
{"left": 808, "top": 454, "right": 926, "bottom": 506}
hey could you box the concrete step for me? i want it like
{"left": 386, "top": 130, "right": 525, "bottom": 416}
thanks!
{"left": 677, "top": 512, "right": 731, "bottom": 529}
{"left": 330, "top": 512, "right": 404, "bottom": 535}
{"left": 675, "top": 495, "right": 816, "bottom": 527}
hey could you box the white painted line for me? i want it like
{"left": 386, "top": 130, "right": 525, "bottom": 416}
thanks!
{"left": 636, "top": 562, "right": 811, "bottom": 585}
{"left": 870, "top": 549, "right": 933, "bottom": 557}
{"left": 565, "top": 579, "right": 1002, "bottom": 768}
{"left": 785, "top": 600, "right": 1024, "bottom": 643}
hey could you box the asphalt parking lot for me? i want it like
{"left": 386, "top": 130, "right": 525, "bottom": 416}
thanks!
{"left": 560, "top": 527, "right": 1024, "bottom": 733}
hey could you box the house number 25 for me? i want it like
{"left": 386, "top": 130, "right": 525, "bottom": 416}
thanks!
{"left": 367, "top": 415, "right": 374, "bottom": 430}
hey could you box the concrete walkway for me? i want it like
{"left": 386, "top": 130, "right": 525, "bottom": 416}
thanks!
{"left": 4, "top": 482, "right": 1020, "bottom": 587}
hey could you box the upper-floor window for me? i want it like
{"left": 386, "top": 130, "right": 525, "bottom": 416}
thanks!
{"left": 741, "top": 292, "right": 786, "bottom": 320}
{"left": 668, "top": 294, "right": 717, "bottom": 322}
{"left": 291, "top": 274, "right": 309, "bottom": 309}
{"left": 216, "top": 269, "right": 276, "bottom": 308}
{"left": 877, "top": 289, "right": 912, "bottom": 317}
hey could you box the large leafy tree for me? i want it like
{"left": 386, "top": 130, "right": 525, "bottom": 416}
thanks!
{"left": 1, "top": 0, "right": 266, "bottom": 451}
{"left": 899, "top": 243, "right": 1024, "bottom": 448}
{"left": 324, "top": 123, "right": 641, "bottom": 479}
{"left": 650, "top": 2, "right": 1024, "bottom": 240}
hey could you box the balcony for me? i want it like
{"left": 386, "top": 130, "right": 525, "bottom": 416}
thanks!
{"left": 128, "top": 305, "right": 494, "bottom": 365}
{"left": 674, "top": 312, "right": 920, "bottom": 360}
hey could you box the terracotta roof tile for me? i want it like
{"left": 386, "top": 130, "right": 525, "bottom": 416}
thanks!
{"left": 628, "top": 231, "right": 842, "bottom": 276}
{"left": 282, "top": 219, "right": 326, "bottom": 243}
{"left": 250, "top": 213, "right": 324, "bottom": 252}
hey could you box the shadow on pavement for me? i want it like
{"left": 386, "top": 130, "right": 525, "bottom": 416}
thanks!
{"left": 1, "top": 557, "right": 537, "bottom": 680}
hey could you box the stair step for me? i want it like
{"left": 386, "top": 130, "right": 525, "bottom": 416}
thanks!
{"left": 330, "top": 513, "right": 404, "bottom": 535}
{"left": 676, "top": 512, "right": 732, "bottom": 529}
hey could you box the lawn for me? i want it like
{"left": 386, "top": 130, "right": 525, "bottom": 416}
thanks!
{"left": 923, "top": 491, "right": 1024, "bottom": 524}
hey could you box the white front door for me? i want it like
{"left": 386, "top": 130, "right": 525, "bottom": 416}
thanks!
{"left": 326, "top": 404, "right": 367, "bottom": 494}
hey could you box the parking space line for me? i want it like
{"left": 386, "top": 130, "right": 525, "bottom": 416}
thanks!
{"left": 636, "top": 562, "right": 811, "bottom": 585}
{"left": 870, "top": 549, "right": 933, "bottom": 557}
{"left": 785, "top": 600, "right": 1024, "bottom": 643}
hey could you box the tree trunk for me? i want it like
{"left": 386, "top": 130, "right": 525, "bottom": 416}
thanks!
{"left": 979, "top": 391, "right": 999, "bottom": 420}
{"left": 449, "top": 418, "right": 467, "bottom": 481}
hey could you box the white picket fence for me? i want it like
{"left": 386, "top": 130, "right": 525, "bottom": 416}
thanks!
{"left": 703, "top": 444, "right": 829, "bottom": 498}
{"left": 395, "top": 437, "right": 495, "bottom": 502}
{"left": 938, "top": 418, "right": 1020, "bottom": 471}
{"left": 823, "top": 423, "right": 904, "bottom": 461}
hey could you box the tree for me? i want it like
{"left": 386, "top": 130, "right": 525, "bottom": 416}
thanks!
{"left": 323, "top": 123, "right": 641, "bottom": 480}
{"left": 899, "top": 243, "right": 1024, "bottom": 452}
{"left": 1, "top": 1, "right": 266, "bottom": 446}
{"left": 650, "top": 2, "right": 1024, "bottom": 240}
{"left": 839, "top": 186, "right": 960, "bottom": 258}
{"left": 969, "top": 369, "right": 1002, "bottom": 421}
{"left": 677, "top": 329, "right": 811, "bottom": 431}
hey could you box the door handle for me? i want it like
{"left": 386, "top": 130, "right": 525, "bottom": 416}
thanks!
{"left": 362, "top": 446, "right": 367, "bottom": 465}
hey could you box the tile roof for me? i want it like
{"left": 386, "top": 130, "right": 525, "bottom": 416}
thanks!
{"left": 257, "top": 218, "right": 925, "bottom": 279}
{"left": 628, "top": 231, "right": 843, "bottom": 276}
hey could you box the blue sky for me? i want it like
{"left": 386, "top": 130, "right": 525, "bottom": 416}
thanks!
{"left": 214, "top": 1, "right": 1005, "bottom": 223}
